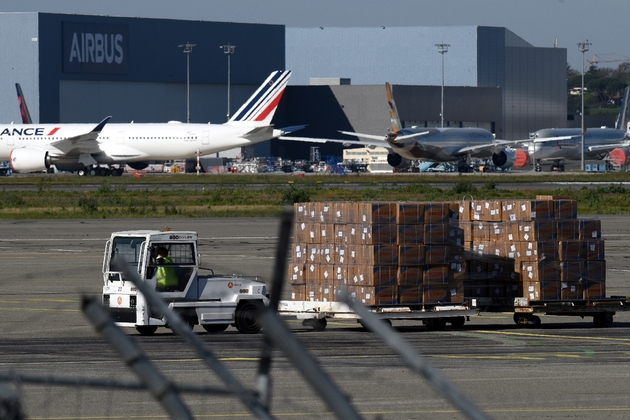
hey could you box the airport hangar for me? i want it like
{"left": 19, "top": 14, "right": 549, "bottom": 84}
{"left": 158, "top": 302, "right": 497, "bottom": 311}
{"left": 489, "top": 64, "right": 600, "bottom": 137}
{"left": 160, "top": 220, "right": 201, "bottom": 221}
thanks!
{"left": 0, "top": 13, "right": 567, "bottom": 164}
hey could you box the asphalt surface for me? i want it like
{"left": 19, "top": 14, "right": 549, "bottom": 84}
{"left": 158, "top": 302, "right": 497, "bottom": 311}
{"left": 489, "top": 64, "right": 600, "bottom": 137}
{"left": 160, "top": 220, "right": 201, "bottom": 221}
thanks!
{"left": 2, "top": 216, "right": 630, "bottom": 419}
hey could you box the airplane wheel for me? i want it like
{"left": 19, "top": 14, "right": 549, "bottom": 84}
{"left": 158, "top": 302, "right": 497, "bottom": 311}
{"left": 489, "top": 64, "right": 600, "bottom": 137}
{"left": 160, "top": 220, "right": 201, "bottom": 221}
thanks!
{"left": 110, "top": 168, "right": 120, "bottom": 177}
{"left": 89, "top": 168, "right": 98, "bottom": 176}
{"left": 78, "top": 169, "right": 87, "bottom": 176}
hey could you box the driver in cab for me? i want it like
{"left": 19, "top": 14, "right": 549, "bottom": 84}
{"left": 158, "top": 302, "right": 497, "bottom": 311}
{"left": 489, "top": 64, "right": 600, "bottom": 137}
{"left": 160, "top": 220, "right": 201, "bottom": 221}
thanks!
{"left": 155, "top": 246, "right": 178, "bottom": 291}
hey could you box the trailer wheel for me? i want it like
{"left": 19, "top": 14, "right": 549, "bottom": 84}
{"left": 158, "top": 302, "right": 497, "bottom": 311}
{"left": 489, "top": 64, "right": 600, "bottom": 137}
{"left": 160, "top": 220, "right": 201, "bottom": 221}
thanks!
{"left": 302, "top": 318, "right": 327, "bottom": 331}
{"left": 593, "top": 312, "right": 614, "bottom": 328}
{"left": 202, "top": 324, "right": 229, "bottom": 333}
{"left": 449, "top": 316, "right": 466, "bottom": 328}
{"left": 135, "top": 326, "right": 157, "bottom": 336}
{"left": 513, "top": 313, "right": 541, "bottom": 326}
{"left": 425, "top": 318, "right": 447, "bottom": 331}
{"left": 235, "top": 301, "right": 263, "bottom": 334}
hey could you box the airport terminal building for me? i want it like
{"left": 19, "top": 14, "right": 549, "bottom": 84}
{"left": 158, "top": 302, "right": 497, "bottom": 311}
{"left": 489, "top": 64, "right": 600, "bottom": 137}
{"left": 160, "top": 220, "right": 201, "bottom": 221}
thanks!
{"left": 0, "top": 13, "right": 567, "bottom": 162}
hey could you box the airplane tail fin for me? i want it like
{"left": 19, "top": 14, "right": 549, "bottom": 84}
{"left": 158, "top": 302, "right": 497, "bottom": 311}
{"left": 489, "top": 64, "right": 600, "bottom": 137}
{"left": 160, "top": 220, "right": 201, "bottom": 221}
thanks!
{"left": 228, "top": 70, "right": 291, "bottom": 125}
{"left": 615, "top": 86, "right": 630, "bottom": 131}
{"left": 385, "top": 82, "right": 402, "bottom": 136}
{"left": 15, "top": 83, "right": 33, "bottom": 124}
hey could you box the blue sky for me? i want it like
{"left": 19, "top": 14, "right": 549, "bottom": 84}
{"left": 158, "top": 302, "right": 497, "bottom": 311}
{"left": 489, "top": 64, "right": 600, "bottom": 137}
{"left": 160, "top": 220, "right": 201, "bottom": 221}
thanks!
{"left": 1, "top": 0, "right": 627, "bottom": 71}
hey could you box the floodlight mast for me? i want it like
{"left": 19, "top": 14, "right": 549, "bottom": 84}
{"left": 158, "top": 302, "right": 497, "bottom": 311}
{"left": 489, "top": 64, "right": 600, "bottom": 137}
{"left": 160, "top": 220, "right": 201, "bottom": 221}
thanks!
{"left": 436, "top": 44, "right": 450, "bottom": 128}
{"left": 221, "top": 43, "right": 237, "bottom": 121}
{"left": 178, "top": 42, "right": 196, "bottom": 123}
{"left": 578, "top": 39, "right": 592, "bottom": 171}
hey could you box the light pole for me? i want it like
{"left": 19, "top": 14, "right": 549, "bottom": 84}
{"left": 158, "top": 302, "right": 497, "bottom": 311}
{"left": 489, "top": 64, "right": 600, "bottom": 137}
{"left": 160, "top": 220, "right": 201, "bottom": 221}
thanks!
{"left": 436, "top": 44, "right": 450, "bottom": 127}
{"left": 178, "top": 42, "right": 196, "bottom": 123}
{"left": 221, "top": 43, "right": 236, "bottom": 121}
{"left": 577, "top": 39, "right": 591, "bottom": 171}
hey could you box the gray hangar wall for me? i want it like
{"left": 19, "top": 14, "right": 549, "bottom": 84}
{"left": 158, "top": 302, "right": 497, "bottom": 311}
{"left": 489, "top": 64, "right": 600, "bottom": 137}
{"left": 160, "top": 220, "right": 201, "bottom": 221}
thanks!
{"left": 0, "top": 12, "right": 285, "bottom": 124}
{"left": 286, "top": 26, "right": 566, "bottom": 140}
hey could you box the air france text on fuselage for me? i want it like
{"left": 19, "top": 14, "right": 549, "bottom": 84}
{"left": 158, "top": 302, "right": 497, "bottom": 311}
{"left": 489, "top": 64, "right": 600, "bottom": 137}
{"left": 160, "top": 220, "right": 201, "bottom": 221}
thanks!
{"left": 0, "top": 127, "right": 59, "bottom": 136}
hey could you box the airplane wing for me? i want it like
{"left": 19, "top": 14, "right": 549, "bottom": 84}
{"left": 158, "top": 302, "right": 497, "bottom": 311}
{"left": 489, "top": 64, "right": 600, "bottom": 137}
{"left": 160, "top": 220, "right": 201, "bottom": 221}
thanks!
{"left": 49, "top": 116, "right": 111, "bottom": 154}
{"left": 279, "top": 135, "right": 390, "bottom": 150}
{"left": 588, "top": 142, "right": 630, "bottom": 152}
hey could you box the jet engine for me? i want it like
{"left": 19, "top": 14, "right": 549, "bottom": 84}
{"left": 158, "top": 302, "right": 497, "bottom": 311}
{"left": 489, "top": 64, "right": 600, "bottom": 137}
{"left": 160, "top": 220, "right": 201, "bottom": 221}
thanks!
{"left": 608, "top": 148, "right": 630, "bottom": 167}
{"left": 387, "top": 153, "right": 411, "bottom": 170}
{"left": 9, "top": 148, "right": 50, "bottom": 173}
{"left": 491, "top": 147, "right": 520, "bottom": 169}
{"left": 127, "top": 161, "right": 149, "bottom": 170}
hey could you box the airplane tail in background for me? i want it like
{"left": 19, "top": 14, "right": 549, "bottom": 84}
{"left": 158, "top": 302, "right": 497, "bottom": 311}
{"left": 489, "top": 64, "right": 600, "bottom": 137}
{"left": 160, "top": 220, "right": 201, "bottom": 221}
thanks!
{"left": 228, "top": 70, "right": 291, "bottom": 125}
{"left": 15, "top": 83, "right": 33, "bottom": 124}
{"left": 615, "top": 86, "right": 629, "bottom": 131}
{"left": 385, "top": 82, "right": 402, "bottom": 136}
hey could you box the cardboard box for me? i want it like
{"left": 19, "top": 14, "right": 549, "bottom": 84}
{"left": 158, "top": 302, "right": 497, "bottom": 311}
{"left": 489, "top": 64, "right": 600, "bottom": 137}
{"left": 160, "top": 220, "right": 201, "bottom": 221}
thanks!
{"left": 357, "top": 223, "right": 397, "bottom": 245}
{"left": 332, "top": 202, "right": 355, "bottom": 224}
{"left": 516, "top": 241, "right": 559, "bottom": 262}
{"left": 396, "top": 202, "right": 425, "bottom": 225}
{"left": 358, "top": 202, "right": 397, "bottom": 224}
{"left": 561, "top": 281, "right": 583, "bottom": 300}
{"left": 448, "top": 279, "right": 465, "bottom": 302}
{"left": 348, "top": 265, "right": 397, "bottom": 286}
{"left": 554, "top": 199, "right": 578, "bottom": 219}
{"left": 424, "top": 245, "right": 451, "bottom": 264}
{"left": 579, "top": 219, "right": 601, "bottom": 240}
{"left": 397, "top": 266, "right": 424, "bottom": 286}
{"left": 397, "top": 224, "right": 425, "bottom": 244}
{"left": 556, "top": 219, "right": 580, "bottom": 240}
{"left": 516, "top": 199, "right": 554, "bottom": 221}
{"left": 399, "top": 244, "right": 425, "bottom": 266}
{"left": 318, "top": 223, "right": 335, "bottom": 244}
{"left": 559, "top": 261, "right": 583, "bottom": 281}
{"left": 583, "top": 281, "right": 606, "bottom": 299}
{"left": 519, "top": 261, "right": 561, "bottom": 282}
{"left": 290, "top": 284, "right": 307, "bottom": 301}
{"left": 424, "top": 223, "right": 464, "bottom": 245}
{"left": 584, "top": 260, "right": 606, "bottom": 282}
{"left": 471, "top": 200, "right": 502, "bottom": 222}
{"left": 333, "top": 265, "right": 349, "bottom": 286}
{"left": 423, "top": 284, "right": 450, "bottom": 303}
{"left": 316, "top": 202, "right": 334, "bottom": 223}
{"left": 292, "top": 243, "right": 308, "bottom": 264}
{"left": 288, "top": 263, "right": 305, "bottom": 284}
{"left": 349, "top": 285, "right": 398, "bottom": 305}
{"left": 518, "top": 220, "right": 557, "bottom": 241}
{"left": 523, "top": 280, "right": 561, "bottom": 300}
{"left": 305, "top": 263, "right": 320, "bottom": 283}
{"left": 424, "top": 202, "right": 451, "bottom": 224}
{"left": 457, "top": 201, "right": 474, "bottom": 222}
{"left": 583, "top": 240, "right": 605, "bottom": 260}
{"left": 423, "top": 264, "right": 449, "bottom": 285}
{"left": 361, "top": 244, "right": 399, "bottom": 266}
{"left": 558, "top": 241, "right": 583, "bottom": 261}
{"left": 449, "top": 260, "right": 467, "bottom": 281}
{"left": 464, "top": 280, "right": 488, "bottom": 298}
{"left": 335, "top": 245, "right": 361, "bottom": 265}
{"left": 502, "top": 200, "right": 519, "bottom": 222}
{"left": 398, "top": 285, "right": 423, "bottom": 304}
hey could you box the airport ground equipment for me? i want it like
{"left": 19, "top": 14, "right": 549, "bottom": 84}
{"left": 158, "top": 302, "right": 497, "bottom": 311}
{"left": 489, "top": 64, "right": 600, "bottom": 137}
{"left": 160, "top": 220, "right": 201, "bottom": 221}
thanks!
{"left": 102, "top": 229, "right": 268, "bottom": 335}
{"left": 278, "top": 300, "right": 479, "bottom": 331}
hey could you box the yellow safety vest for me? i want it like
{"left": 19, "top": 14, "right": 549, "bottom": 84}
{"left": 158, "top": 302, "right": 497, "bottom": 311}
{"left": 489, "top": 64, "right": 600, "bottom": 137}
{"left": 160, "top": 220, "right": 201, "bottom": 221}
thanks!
{"left": 156, "top": 256, "right": 178, "bottom": 289}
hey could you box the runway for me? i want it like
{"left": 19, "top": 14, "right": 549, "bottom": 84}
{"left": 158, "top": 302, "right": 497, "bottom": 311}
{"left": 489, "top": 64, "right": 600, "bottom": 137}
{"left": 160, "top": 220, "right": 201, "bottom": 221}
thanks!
{"left": 2, "top": 216, "right": 630, "bottom": 419}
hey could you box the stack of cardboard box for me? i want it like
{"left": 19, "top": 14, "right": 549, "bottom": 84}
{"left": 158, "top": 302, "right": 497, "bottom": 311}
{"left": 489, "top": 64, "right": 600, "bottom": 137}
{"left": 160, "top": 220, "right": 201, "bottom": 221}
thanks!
{"left": 289, "top": 198, "right": 604, "bottom": 306}
{"left": 289, "top": 201, "right": 464, "bottom": 305}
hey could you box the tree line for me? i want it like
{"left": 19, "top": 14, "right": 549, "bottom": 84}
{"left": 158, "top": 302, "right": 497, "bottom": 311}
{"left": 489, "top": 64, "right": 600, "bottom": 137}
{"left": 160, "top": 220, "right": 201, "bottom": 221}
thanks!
{"left": 567, "top": 62, "right": 630, "bottom": 116}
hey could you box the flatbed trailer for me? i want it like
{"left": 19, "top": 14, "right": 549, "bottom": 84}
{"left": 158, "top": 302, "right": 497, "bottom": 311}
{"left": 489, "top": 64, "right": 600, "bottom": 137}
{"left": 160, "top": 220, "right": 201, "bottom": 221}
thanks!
{"left": 278, "top": 300, "right": 480, "bottom": 331}
{"left": 510, "top": 296, "right": 630, "bottom": 328}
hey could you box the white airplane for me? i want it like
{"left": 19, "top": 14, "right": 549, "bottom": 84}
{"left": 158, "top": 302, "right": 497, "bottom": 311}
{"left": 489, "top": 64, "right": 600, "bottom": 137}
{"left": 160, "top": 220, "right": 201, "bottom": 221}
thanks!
{"left": 2, "top": 70, "right": 292, "bottom": 175}
{"left": 281, "top": 82, "right": 525, "bottom": 172}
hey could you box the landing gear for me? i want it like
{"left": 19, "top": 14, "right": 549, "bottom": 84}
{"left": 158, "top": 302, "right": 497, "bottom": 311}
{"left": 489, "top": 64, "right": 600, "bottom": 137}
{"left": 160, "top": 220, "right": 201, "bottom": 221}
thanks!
{"left": 550, "top": 162, "right": 565, "bottom": 172}
{"left": 78, "top": 165, "right": 123, "bottom": 177}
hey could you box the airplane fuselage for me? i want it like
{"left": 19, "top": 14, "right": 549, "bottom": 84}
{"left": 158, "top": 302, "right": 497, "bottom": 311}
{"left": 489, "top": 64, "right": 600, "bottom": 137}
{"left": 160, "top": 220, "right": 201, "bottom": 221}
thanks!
{"left": 0, "top": 121, "right": 275, "bottom": 164}
{"left": 389, "top": 127, "right": 496, "bottom": 162}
